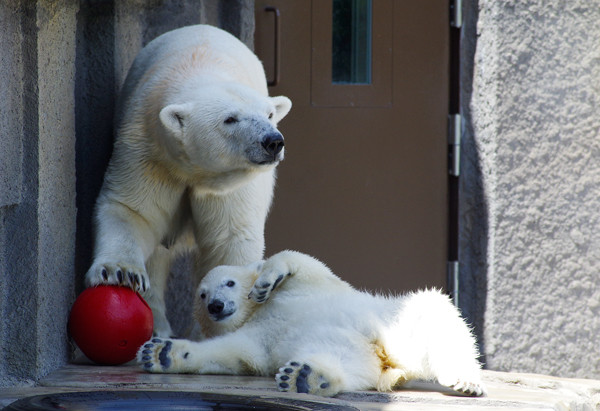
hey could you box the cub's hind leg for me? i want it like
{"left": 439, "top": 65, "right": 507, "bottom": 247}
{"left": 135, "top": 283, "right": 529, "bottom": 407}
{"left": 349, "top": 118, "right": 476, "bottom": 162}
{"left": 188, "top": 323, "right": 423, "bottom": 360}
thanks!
{"left": 276, "top": 358, "right": 346, "bottom": 397}
{"left": 388, "top": 289, "right": 487, "bottom": 397}
{"left": 275, "top": 328, "right": 383, "bottom": 397}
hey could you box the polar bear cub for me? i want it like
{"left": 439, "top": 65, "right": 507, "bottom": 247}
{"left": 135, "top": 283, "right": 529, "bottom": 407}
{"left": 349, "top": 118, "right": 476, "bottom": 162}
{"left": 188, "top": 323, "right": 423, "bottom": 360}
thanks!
{"left": 84, "top": 25, "right": 291, "bottom": 337}
{"left": 138, "top": 251, "right": 486, "bottom": 397}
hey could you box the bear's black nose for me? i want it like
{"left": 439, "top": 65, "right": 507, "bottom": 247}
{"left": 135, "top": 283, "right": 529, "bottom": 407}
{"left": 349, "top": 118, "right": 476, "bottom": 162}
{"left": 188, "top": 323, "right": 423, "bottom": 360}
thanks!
{"left": 208, "top": 300, "right": 224, "bottom": 314}
{"left": 262, "top": 133, "right": 285, "bottom": 156}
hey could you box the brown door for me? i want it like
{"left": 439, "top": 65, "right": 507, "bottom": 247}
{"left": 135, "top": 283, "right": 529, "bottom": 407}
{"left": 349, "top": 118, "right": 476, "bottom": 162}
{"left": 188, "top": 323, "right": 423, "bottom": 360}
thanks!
{"left": 255, "top": 0, "right": 449, "bottom": 293}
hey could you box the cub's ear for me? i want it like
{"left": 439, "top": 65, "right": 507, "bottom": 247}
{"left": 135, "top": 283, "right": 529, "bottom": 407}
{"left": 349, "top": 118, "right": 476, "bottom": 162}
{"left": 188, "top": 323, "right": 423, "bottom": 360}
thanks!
{"left": 270, "top": 96, "right": 292, "bottom": 124}
{"left": 159, "top": 103, "right": 192, "bottom": 138}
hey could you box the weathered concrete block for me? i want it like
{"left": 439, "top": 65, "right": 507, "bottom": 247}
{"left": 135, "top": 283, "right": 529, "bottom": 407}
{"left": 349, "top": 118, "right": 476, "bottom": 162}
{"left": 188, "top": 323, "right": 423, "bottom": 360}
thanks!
{"left": 0, "top": 0, "right": 79, "bottom": 387}
{"left": 461, "top": 0, "right": 600, "bottom": 378}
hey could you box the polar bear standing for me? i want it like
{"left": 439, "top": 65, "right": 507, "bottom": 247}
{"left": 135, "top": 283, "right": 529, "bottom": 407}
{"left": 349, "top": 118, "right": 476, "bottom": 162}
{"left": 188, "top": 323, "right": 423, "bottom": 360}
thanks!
{"left": 84, "top": 25, "right": 292, "bottom": 337}
{"left": 138, "top": 251, "right": 486, "bottom": 397}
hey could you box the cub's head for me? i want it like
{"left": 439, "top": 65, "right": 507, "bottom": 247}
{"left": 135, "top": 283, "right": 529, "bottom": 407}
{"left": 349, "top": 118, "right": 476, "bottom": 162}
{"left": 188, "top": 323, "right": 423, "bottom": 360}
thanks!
{"left": 158, "top": 81, "right": 292, "bottom": 185}
{"left": 194, "top": 261, "right": 263, "bottom": 338}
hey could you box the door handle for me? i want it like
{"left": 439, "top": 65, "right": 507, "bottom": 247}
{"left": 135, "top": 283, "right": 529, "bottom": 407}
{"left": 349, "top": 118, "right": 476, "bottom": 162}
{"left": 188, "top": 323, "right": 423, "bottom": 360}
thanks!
{"left": 264, "top": 6, "right": 280, "bottom": 87}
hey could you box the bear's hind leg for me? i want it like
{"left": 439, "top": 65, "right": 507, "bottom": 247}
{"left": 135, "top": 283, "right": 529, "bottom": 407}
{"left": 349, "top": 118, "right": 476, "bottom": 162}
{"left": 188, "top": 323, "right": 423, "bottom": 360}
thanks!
{"left": 403, "top": 290, "right": 487, "bottom": 396}
{"left": 276, "top": 359, "right": 345, "bottom": 397}
{"left": 275, "top": 339, "right": 382, "bottom": 397}
{"left": 143, "top": 246, "right": 175, "bottom": 337}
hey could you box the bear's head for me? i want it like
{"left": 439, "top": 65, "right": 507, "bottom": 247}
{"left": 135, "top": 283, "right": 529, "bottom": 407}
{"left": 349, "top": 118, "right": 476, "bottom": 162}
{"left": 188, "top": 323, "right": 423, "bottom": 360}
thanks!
{"left": 158, "top": 81, "right": 291, "bottom": 185}
{"left": 194, "top": 260, "right": 263, "bottom": 338}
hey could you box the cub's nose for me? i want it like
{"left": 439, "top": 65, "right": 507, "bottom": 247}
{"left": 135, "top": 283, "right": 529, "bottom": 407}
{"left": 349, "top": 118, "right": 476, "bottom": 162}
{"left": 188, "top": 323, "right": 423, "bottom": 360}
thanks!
{"left": 261, "top": 133, "right": 285, "bottom": 156}
{"left": 207, "top": 300, "right": 224, "bottom": 314}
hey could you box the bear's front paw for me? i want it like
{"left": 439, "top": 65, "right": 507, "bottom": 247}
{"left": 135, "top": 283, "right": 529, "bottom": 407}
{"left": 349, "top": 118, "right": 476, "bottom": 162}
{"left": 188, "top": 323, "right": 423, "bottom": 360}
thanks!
{"left": 276, "top": 361, "right": 339, "bottom": 397}
{"left": 85, "top": 261, "right": 149, "bottom": 293}
{"left": 248, "top": 270, "right": 290, "bottom": 303}
{"left": 137, "top": 338, "right": 191, "bottom": 373}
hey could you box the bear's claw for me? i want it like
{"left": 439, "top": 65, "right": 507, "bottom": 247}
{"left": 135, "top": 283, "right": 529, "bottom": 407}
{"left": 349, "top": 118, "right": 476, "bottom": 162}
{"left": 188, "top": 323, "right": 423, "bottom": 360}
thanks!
{"left": 86, "top": 262, "right": 149, "bottom": 293}
{"left": 249, "top": 272, "right": 289, "bottom": 303}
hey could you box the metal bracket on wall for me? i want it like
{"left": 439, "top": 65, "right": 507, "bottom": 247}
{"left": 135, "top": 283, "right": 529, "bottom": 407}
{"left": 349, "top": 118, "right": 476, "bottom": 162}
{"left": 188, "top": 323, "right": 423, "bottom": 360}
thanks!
{"left": 450, "top": 0, "right": 462, "bottom": 28}
{"left": 448, "top": 114, "right": 462, "bottom": 177}
{"left": 448, "top": 0, "right": 462, "bottom": 307}
{"left": 447, "top": 260, "right": 459, "bottom": 307}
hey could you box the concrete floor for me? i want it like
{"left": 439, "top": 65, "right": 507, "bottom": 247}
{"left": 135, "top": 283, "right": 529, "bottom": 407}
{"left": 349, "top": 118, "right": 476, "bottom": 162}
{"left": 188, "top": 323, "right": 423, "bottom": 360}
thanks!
{"left": 1, "top": 363, "right": 599, "bottom": 410}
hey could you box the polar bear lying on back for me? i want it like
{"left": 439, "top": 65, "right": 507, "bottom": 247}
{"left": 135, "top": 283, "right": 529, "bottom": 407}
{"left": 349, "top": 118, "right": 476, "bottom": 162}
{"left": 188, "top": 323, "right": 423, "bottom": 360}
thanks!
{"left": 138, "top": 251, "right": 486, "bottom": 397}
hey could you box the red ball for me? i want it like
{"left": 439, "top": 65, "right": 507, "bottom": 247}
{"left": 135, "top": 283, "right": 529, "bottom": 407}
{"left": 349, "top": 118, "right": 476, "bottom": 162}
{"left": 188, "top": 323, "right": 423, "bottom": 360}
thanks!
{"left": 68, "top": 285, "right": 153, "bottom": 365}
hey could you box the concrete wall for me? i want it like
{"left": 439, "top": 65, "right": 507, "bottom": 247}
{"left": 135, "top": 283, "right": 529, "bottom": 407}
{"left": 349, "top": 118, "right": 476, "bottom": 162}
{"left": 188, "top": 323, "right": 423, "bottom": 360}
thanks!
{"left": 460, "top": 0, "right": 600, "bottom": 378}
{"left": 0, "top": 0, "right": 78, "bottom": 387}
{"left": 0, "top": 0, "right": 254, "bottom": 387}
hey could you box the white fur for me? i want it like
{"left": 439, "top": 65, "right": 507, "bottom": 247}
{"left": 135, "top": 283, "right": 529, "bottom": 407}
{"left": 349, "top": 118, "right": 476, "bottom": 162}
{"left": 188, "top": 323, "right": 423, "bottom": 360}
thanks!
{"left": 137, "top": 251, "right": 486, "bottom": 397}
{"left": 84, "top": 24, "right": 292, "bottom": 337}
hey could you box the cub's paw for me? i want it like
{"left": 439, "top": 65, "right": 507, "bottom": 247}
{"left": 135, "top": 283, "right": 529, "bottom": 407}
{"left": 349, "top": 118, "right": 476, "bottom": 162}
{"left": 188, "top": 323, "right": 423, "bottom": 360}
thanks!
{"left": 448, "top": 379, "right": 487, "bottom": 397}
{"left": 248, "top": 271, "right": 290, "bottom": 303}
{"left": 137, "top": 338, "right": 192, "bottom": 373}
{"left": 276, "top": 361, "right": 339, "bottom": 397}
{"left": 438, "top": 375, "right": 487, "bottom": 397}
{"left": 85, "top": 261, "right": 149, "bottom": 293}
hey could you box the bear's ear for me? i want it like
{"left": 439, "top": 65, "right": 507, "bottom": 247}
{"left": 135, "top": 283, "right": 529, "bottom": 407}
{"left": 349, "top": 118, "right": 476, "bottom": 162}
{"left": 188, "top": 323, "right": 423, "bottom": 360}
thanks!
{"left": 270, "top": 96, "right": 292, "bottom": 124}
{"left": 159, "top": 104, "right": 192, "bottom": 138}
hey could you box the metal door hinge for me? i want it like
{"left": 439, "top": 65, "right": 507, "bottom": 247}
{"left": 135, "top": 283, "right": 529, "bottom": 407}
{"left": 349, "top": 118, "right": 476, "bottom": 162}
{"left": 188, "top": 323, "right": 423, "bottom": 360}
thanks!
{"left": 447, "top": 260, "right": 459, "bottom": 307}
{"left": 448, "top": 114, "right": 461, "bottom": 177}
{"left": 450, "top": 0, "right": 462, "bottom": 28}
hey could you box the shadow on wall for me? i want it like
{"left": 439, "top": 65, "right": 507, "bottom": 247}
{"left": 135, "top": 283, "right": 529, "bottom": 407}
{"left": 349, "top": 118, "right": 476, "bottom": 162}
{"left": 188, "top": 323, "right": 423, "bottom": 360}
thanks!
{"left": 74, "top": 1, "right": 115, "bottom": 292}
{"left": 459, "top": 0, "right": 488, "bottom": 367}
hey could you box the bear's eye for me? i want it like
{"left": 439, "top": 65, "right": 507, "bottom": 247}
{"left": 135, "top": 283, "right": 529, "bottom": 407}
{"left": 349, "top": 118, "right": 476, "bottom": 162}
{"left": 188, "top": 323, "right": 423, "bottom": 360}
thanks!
{"left": 268, "top": 112, "right": 274, "bottom": 120}
{"left": 226, "top": 280, "right": 235, "bottom": 287}
{"left": 200, "top": 292, "right": 206, "bottom": 299}
{"left": 224, "top": 116, "right": 238, "bottom": 124}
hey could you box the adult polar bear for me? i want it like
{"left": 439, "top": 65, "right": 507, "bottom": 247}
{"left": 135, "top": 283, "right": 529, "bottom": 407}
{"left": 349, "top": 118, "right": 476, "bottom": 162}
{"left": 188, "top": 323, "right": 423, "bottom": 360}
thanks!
{"left": 139, "top": 251, "right": 486, "bottom": 397}
{"left": 85, "top": 25, "right": 292, "bottom": 337}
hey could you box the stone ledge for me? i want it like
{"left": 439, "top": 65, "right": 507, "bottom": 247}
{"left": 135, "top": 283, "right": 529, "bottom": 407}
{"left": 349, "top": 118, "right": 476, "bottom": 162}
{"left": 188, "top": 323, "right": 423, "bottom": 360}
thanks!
{"left": 0, "top": 365, "right": 598, "bottom": 410}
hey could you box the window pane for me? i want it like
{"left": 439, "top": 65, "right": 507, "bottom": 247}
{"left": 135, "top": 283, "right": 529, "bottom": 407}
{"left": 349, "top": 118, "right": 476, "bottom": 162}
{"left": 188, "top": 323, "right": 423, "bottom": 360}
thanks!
{"left": 332, "top": 0, "right": 372, "bottom": 84}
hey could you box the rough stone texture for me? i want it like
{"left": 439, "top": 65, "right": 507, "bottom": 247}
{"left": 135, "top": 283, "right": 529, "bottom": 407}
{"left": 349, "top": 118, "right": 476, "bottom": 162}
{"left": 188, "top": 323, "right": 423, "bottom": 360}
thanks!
{"left": 0, "top": 0, "right": 78, "bottom": 387}
{"left": 458, "top": 0, "right": 489, "bottom": 365}
{"left": 461, "top": 0, "right": 600, "bottom": 378}
{"left": 36, "top": 0, "right": 78, "bottom": 383}
{"left": 0, "top": 4, "right": 24, "bottom": 208}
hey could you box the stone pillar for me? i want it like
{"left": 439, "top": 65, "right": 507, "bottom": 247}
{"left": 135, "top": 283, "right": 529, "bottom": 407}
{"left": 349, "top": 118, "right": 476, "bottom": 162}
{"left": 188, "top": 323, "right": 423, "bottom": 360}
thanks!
{"left": 0, "top": 0, "right": 78, "bottom": 386}
{"left": 461, "top": 0, "right": 600, "bottom": 378}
